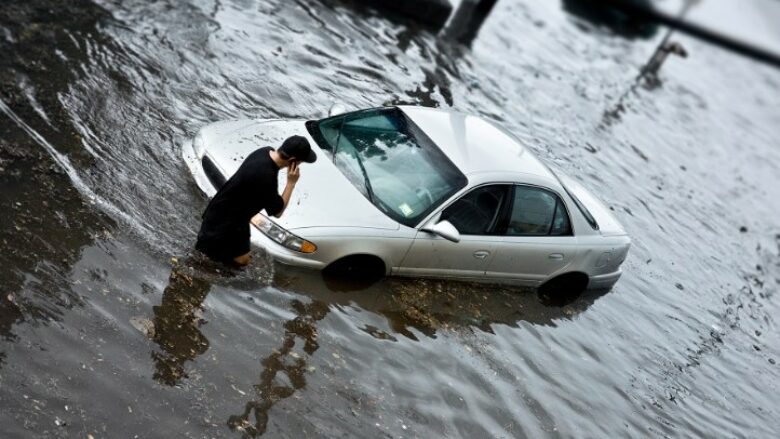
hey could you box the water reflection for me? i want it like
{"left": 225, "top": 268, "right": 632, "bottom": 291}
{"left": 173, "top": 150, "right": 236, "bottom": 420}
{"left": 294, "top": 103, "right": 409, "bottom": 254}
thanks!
{"left": 150, "top": 258, "right": 214, "bottom": 386}
{"left": 593, "top": 0, "right": 697, "bottom": 124}
{"left": 601, "top": 35, "right": 690, "bottom": 125}
{"left": 227, "top": 298, "right": 329, "bottom": 436}
{"left": 149, "top": 253, "right": 267, "bottom": 386}
{"left": 148, "top": 256, "right": 331, "bottom": 434}
{"left": 148, "top": 253, "right": 610, "bottom": 435}
{"left": 224, "top": 265, "right": 610, "bottom": 436}
{"left": 316, "top": 268, "right": 606, "bottom": 330}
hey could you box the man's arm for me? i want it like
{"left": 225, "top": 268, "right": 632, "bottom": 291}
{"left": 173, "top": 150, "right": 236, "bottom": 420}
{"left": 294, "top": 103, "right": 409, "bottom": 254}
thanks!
{"left": 273, "top": 161, "right": 300, "bottom": 218}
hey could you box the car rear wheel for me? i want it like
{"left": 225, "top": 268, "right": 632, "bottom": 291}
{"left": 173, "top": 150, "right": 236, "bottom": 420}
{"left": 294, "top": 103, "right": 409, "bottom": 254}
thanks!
{"left": 537, "top": 272, "right": 589, "bottom": 306}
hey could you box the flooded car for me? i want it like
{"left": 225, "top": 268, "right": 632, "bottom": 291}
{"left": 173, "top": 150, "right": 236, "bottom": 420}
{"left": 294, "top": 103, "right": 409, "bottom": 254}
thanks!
{"left": 183, "top": 105, "right": 630, "bottom": 292}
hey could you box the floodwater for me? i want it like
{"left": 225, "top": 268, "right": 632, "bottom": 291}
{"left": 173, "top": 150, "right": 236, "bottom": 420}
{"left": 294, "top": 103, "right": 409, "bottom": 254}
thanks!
{"left": 1, "top": 0, "right": 779, "bottom": 437}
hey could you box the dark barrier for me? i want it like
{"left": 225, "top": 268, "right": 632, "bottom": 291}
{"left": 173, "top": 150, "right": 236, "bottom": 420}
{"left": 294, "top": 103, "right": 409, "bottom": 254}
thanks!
{"left": 361, "top": 0, "right": 453, "bottom": 28}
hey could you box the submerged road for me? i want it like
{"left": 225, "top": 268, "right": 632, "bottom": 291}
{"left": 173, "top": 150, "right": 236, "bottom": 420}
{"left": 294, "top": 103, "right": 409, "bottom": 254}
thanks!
{"left": 1, "top": 0, "right": 779, "bottom": 437}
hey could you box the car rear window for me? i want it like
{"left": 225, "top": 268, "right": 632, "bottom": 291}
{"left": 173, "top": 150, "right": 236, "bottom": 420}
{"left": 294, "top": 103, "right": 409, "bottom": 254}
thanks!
{"left": 562, "top": 185, "right": 599, "bottom": 230}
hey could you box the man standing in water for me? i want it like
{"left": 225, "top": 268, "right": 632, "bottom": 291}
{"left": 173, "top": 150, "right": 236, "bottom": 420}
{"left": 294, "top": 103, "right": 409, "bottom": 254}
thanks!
{"left": 195, "top": 135, "right": 316, "bottom": 266}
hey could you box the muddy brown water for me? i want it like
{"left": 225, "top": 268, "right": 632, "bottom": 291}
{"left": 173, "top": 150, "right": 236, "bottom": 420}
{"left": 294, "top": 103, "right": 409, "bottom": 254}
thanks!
{"left": 1, "top": 0, "right": 779, "bottom": 437}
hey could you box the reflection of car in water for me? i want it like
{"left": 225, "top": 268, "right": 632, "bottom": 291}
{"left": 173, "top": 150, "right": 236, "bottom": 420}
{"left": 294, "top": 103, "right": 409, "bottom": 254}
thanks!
{"left": 183, "top": 105, "right": 630, "bottom": 293}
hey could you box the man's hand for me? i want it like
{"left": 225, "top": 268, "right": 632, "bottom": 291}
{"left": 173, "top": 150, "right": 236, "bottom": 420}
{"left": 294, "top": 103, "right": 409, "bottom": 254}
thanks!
{"left": 250, "top": 213, "right": 263, "bottom": 228}
{"left": 287, "top": 162, "right": 300, "bottom": 185}
{"left": 274, "top": 162, "right": 300, "bottom": 218}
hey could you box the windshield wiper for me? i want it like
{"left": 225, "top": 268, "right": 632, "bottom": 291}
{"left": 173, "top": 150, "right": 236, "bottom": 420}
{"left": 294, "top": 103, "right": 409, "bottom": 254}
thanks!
{"left": 353, "top": 152, "right": 375, "bottom": 202}
{"left": 332, "top": 116, "right": 374, "bottom": 202}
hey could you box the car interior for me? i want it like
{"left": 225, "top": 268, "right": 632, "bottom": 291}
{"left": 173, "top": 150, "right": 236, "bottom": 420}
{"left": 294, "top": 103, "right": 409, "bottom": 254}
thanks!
{"left": 441, "top": 185, "right": 573, "bottom": 237}
{"left": 442, "top": 185, "right": 507, "bottom": 235}
{"left": 507, "top": 190, "right": 556, "bottom": 235}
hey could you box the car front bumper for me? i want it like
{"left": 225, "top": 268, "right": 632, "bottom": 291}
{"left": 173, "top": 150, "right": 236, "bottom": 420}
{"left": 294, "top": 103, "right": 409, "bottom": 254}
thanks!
{"left": 587, "top": 269, "right": 623, "bottom": 290}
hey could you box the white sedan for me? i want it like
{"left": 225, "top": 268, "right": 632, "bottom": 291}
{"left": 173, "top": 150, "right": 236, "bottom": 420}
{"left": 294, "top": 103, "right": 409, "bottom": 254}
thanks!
{"left": 183, "top": 105, "right": 630, "bottom": 293}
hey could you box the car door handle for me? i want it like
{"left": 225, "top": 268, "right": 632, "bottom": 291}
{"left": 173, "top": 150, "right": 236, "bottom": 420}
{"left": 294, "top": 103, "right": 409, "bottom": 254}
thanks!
{"left": 548, "top": 253, "right": 564, "bottom": 260}
{"left": 473, "top": 250, "right": 490, "bottom": 259}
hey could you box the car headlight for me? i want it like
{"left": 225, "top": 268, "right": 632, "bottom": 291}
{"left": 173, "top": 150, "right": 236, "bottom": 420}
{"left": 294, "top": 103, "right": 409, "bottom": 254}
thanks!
{"left": 252, "top": 214, "right": 317, "bottom": 254}
{"left": 193, "top": 131, "right": 206, "bottom": 158}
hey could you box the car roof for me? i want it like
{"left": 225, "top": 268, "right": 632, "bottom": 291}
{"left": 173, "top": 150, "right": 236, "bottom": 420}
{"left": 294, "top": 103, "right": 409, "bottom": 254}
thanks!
{"left": 398, "top": 106, "right": 557, "bottom": 183}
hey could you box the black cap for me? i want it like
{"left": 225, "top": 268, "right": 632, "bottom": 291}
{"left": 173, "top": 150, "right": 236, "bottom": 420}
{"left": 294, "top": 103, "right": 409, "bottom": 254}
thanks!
{"left": 278, "top": 135, "right": 317, "bottom": 163}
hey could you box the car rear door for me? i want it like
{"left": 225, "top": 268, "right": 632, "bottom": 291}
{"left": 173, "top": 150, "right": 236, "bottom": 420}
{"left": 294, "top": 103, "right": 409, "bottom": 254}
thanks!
{"left": 485, "top": 185, "right": 579, "bottom": 286}
{"left": 396, "top": 185, "right": 511, "bottom": 280}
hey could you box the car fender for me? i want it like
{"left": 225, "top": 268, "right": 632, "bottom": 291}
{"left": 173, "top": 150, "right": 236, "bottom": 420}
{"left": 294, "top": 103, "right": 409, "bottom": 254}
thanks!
{"left": 297, "top": 229, "right": 416, "bottom": 275}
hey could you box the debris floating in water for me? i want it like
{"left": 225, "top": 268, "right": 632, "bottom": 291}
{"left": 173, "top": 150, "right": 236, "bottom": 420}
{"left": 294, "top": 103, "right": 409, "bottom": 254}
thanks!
{"left": 129, "top": 316, "right": 155, "bottom": 338}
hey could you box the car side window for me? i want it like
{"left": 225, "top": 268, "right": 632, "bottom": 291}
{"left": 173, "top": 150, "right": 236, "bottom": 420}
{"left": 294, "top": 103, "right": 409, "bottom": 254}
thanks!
{"left": 507, "top": 186, "right": 572, "bottom": 236}
{"left": 440, "top": 185, "right": 509, "bottom": 235}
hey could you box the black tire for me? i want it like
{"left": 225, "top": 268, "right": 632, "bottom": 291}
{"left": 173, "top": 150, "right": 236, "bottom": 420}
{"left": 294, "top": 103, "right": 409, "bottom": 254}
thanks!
{"left": 322, "top": 255, "right": 385, "bottom": 291}
{"left": 538, "top": 272, "right": 589, "bottom": 307}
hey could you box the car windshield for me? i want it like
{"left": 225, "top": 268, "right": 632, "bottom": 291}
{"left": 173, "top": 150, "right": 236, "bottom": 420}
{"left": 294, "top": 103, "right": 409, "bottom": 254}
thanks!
{"left": 306, "top": 107, "right": 467, "bottom": 227}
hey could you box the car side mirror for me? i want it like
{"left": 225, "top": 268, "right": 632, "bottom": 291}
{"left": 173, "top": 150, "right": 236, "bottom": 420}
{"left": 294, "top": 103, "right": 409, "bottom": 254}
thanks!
{"left": 328, "top": 103, "right": 346, "bottom": 117}
{"left": 421, "top": 220, "right": 461, "bottom": 243}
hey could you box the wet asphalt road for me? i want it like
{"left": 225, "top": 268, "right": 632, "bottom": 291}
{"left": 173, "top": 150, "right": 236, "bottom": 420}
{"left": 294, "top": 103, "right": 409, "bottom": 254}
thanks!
{"left": 1, "top": 0, "right": 779, "bottom": 437}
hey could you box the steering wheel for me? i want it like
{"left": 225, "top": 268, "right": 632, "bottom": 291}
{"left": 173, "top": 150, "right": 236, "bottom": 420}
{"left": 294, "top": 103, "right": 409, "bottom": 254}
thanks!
{"left": 415, "top": 187, "right": 435, "bottom": 205}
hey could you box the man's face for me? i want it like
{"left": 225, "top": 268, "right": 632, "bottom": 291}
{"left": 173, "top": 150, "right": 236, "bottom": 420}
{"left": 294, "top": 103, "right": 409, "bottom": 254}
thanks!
{"left": 280, "top": 152, "right": 297, "bottom": 167}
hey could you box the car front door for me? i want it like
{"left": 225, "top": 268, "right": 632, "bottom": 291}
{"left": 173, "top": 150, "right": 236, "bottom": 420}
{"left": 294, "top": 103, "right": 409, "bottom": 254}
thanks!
{"left": 486, "top": 185, "right": 579, "bottom": 286}
{"left": 396, "top": 185, "right": 511, "bottom": 280}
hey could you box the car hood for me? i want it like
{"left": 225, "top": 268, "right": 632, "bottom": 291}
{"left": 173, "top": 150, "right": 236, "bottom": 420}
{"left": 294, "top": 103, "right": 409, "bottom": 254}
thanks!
{"left": 197, "top": 119, "right": 399, "bottom": 231}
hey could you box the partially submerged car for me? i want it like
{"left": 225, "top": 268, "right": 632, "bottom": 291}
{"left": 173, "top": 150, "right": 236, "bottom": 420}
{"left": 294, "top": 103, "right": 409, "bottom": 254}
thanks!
{"left": 182, "top": 105, "right": 630, "bottom": 292}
